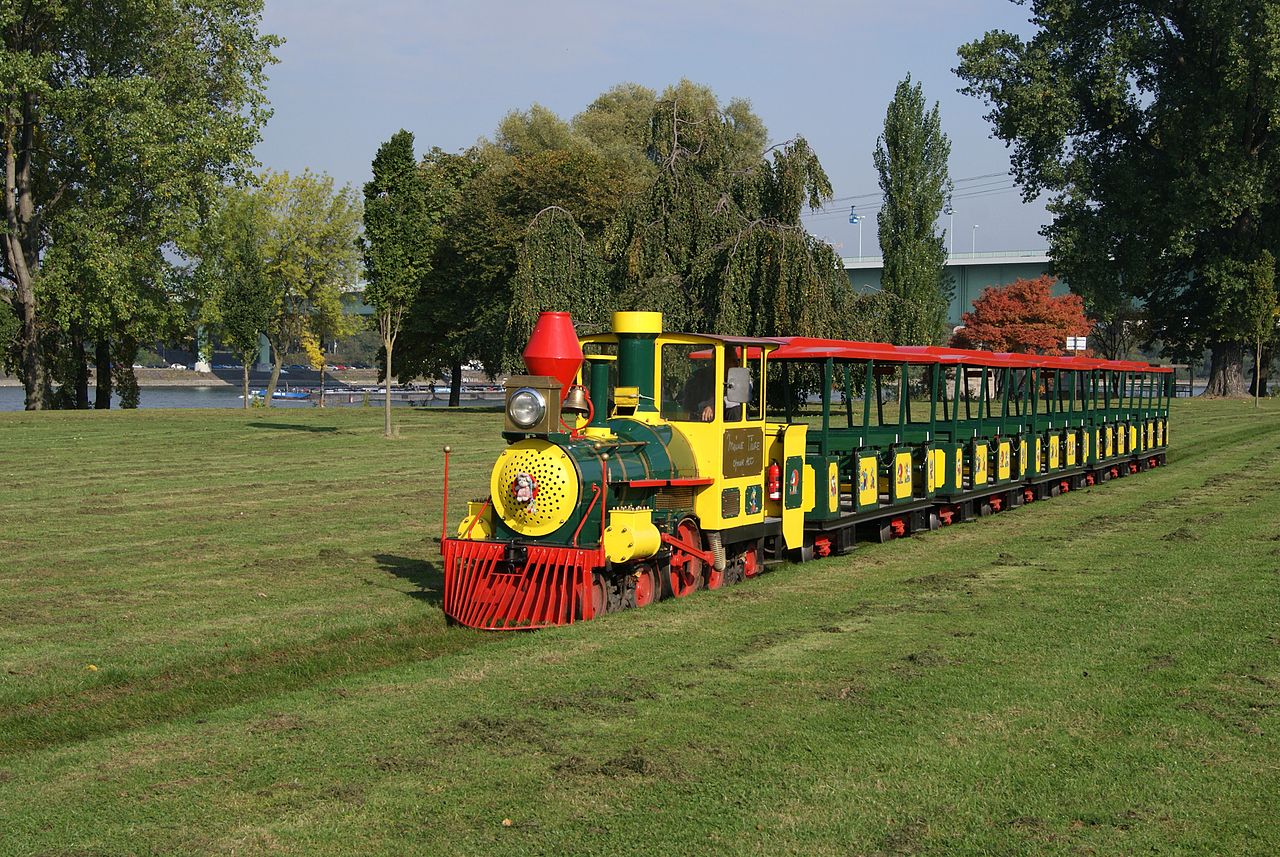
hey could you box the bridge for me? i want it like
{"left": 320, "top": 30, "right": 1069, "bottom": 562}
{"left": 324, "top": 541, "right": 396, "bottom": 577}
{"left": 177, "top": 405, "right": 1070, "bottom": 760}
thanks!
{"left": 845, "top": 250, "right": 1060, "bottom": 327}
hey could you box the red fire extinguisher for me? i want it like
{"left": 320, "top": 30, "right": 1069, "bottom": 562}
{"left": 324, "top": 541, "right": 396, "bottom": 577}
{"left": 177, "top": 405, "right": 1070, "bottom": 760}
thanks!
{"left": 767, "top": 461, "right": 782, "bottom": 501}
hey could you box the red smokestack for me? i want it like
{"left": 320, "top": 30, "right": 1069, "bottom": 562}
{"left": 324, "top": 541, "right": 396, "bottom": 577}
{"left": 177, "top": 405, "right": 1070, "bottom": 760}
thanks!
{"left": 522, "top": 311, "right": 583, "bottom": 398}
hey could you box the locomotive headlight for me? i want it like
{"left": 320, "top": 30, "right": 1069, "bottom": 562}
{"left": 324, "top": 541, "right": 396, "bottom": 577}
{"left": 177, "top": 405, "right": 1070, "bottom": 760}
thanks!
{"left": 508, "top": 387, "right": 546, "bottom": 429}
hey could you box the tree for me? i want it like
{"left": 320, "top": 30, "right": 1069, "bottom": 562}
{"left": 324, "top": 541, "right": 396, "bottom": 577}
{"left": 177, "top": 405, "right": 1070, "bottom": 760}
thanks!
{"left": 194, "top": 172, "right": 361, "bottom": 407}
{"left": 362, "top": 131, "right": 437, "bottom": 435}
{"left": 571, "top": 83, "right": 659, "bottom": 177}
{"left": 394, "top": 80, "right": 853, "bottom": 393}
{"left": 508, "top": 206, "right": 609, "bottom": 349}
{"left": 874, "top": 76, "right": 953, "bottom": 345}
{"left": 953, "top": 275, "right": 1092, "bottom": 355}
{"left": 396, "top": 90, "right": 657, "bottom": 393}
{"left": 195, "top": 187, "right": 277, "bottom": 408}
{"left": 1232, "top": 252, "right": 1277, "bottom": 406}
{"left": 257, "top": 172, "right": 362, "bottom": 406}
{"left": 1, "top": 1, "right": 278, "bottom": 410}
{"left": 393, "top": 147, "right": 493, "bottom": 404}
{"left": 603, "top": 81, "right": 852, "bottom": 340}
{"left": 957, "top": 1, "right": 1280, "bottom": 397}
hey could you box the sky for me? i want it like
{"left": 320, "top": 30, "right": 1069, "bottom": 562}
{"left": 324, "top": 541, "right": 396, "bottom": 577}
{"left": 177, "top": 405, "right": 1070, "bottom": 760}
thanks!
{"left": 255, "top": 0, "right": 1048, "bottom": 259}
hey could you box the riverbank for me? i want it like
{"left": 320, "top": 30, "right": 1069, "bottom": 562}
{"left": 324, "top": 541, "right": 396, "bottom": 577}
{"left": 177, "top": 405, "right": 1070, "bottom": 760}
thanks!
{"left": 0, "top": 367, "right": 504, "bottom": 388}
{"left": 0, "top": 369, "right": 385, "bottom": 387}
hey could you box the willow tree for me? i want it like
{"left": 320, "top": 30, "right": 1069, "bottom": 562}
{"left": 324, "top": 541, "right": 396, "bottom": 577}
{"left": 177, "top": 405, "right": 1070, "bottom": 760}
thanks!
{"left": 957, "top": 0, "right": 1280, "bottom": 396}
{"left": 508, "top": 206, "right": 609, "bottom": 355}
{"left": 874, "top": 75, "right": 952, "bottom": 345}
{"left": 604, "top": 81, "right": 851, "bottom": 340}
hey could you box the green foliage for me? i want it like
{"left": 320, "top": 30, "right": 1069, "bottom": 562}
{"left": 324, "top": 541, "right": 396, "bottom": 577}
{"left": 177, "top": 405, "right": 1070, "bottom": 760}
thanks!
{"left": 0, "top": 0, "right": 279, "bottom": 407}
{"left": 956, "top": 1, "right": 1280, "bottom": 382}
{"left": 397, "top": 80, "right": 853, "bottom": 379}
{"left": 1245, "top": 252, "right": 1280, "bottom": 348}
{"left": 191, "top": 171, "right": 361, "bottom": 400}
{"left": 395, "top": 147, "right": 495, "bottom": 379}
{"left": 256, "top": 170, "right": 362, "bottom": 358}
{"left": 509, "top": 206, "right": 610, "bottom": 348}
{"left": 362, "top": 130, "right": 436, "bottom": 343}
{"left": 195, "top": 187, "right": 276, "bottom": 366}
{"left": 604, "top": 82, "right": 851, "bottom": 339}
{"left": 874, "top": 75, "right": 952, "bottom": 345}
{"left": 571, "top": 83, "right": 660, "bottom": 175}
{"left": 398, "top": 90, "right": 661, "bottom": 378}
{"left": 0, "top": 300, "right": 18, "bottom": 372}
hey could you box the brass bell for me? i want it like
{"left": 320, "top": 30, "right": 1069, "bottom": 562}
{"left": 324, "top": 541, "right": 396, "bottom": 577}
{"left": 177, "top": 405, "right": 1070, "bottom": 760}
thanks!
{"left": 561, "top": 384, "right": 591, "bottom": 416}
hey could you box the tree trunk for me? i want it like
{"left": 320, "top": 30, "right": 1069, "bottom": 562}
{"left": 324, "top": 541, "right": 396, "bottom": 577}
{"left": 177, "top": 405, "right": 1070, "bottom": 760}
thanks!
{"left": 1249, "top": 344, "right": 1272, "bottom": 398}
{"left": 4, "top": 98, "right": 48, "bottom": 411}
{"left": 318, "top": 363, "right": 326, "bottom": 408}
{"left": 449, "top": 361, "right": 462, "bottom": 407}
{"left": 264, "top": 340, "right": 282, "bottom": 407}
{"left": 95, "top": 338, "right": 113, "bottom": 408}
{"left": 70, "top": 328, "right": 90, "bottom": 409}
{"left": 383, "top": 334, "right": 394, "bottom": 437}
{"left": 1204, "top": 341, "right": 1247, "bottom": 397}
{"left": 114, "top": 338, "right": 140, "bottom": 408}
{"left": 242, "top": 361, "right": 250, "bottom": 409}
{"left": 1256, "top": 340, "right": 1262, "bottom": 408}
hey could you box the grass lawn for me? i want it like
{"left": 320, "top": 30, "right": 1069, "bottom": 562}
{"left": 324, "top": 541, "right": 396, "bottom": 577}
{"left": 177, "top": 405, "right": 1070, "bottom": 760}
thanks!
{"left": 1, "top": 399, "right": 1277, "bottom": 855}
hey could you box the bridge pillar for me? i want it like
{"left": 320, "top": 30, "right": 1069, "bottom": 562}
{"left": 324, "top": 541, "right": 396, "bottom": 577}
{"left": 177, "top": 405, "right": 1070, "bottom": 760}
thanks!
{"left": 194, "top": 326, "right": 212, "bottom": 373}
{"left": 256, "top": 333, "right": 272, "bottom": 371}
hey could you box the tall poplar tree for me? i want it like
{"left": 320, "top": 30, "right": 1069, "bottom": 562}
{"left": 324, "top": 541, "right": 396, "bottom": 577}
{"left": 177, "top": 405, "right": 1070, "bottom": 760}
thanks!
{"left": 874, "top": 75, "right": 953, "bottom": 345}
{"left": 363, "top": 130, "right": 435, "bottom": 436}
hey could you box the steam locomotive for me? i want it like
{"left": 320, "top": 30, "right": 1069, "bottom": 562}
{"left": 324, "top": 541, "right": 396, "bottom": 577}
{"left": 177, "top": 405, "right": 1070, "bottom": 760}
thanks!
{"left": 441, "top": 311, "right": 1172, "bottom": 629}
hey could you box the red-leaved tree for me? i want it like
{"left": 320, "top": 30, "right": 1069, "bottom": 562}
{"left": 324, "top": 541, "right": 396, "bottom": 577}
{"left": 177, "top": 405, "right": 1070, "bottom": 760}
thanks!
{"left": 953, "top": 275, "right": 1092, "bottom": 355}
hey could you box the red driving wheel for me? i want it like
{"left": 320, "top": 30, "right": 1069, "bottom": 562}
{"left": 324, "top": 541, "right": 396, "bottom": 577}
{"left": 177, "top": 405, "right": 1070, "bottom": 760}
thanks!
{"left": 742, "top": 542, "right": 761, "bottom": 578}
{"left": 633, "top": 564, "right": 657, "bottom": 608}
{"left": 668, "top": 519, "right": 703, "bottom": 597}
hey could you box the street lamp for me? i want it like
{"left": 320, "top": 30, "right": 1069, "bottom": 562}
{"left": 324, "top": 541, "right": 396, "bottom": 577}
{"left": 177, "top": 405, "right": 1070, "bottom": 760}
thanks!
{"left": 971, "top": 223, "right": 979, "bottom": 255}
{"left": 943, "top": 197, "right": 954, "bottom": 257}
{"left": 849, "top": 205, "right": 861, "bottom": 258}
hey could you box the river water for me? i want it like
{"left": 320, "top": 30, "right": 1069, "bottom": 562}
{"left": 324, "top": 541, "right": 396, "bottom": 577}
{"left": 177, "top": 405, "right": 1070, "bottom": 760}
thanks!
{"left": 0, "top": 386, "right": 503, "bottom": 411}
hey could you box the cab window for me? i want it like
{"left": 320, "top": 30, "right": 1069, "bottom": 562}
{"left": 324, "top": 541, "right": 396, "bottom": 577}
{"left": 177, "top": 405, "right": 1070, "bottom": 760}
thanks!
{"left": 726, "top": 348, "right": 763, "bottom": 422}
{"left": 661, "top": 343, "right": 717, "bottom": 422}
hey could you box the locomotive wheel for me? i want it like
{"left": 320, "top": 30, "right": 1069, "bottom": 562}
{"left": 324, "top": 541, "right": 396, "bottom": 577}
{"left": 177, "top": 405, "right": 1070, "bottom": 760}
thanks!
{"left": 742, "top": 542, "right": 762, "bottom": 578}
{"left": 667, "top": 519, "right": 704, "bottom": 598}
{"left": 590, "top": 572, "right": 609, "bottom": 619}
{"left": 706, "top": 564, "right": 725, "bottom": 590}
{"left": 633, "top": 564, "right": 658, "bottom": 608}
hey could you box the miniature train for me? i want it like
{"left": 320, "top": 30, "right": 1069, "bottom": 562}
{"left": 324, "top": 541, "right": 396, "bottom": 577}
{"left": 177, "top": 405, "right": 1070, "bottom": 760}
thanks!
{"left": 441, "top": 311, "right": 1172, "bottom": 630}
